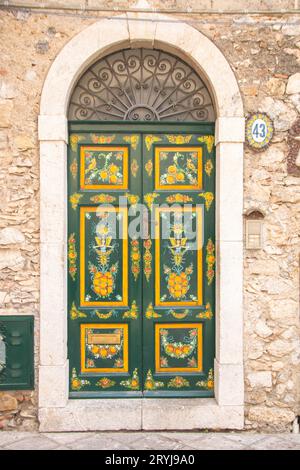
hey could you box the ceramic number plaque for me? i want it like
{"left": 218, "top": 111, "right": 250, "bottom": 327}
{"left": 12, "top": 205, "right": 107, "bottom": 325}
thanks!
{"left": 246, "top": 113, "right": 274, "bottom": 151}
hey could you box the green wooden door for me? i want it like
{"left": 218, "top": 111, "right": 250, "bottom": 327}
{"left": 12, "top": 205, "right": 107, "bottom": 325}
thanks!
{"left": 68, "top": 123, "right": 215, "bottom": 398}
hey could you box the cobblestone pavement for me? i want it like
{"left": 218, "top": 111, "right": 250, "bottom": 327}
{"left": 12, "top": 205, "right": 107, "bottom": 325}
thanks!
{"left": 0, "top": 432, "right": 300, "bottom": 450}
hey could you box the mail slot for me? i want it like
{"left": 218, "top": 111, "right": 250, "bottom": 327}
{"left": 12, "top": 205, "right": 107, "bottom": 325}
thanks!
{"left": 87, "top": 333, "right": 121, "bottom": 345}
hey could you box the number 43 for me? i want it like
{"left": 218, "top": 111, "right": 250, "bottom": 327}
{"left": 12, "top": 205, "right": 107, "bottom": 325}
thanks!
{"left": 253, "top": 122, "right": 266, "bottom": 139}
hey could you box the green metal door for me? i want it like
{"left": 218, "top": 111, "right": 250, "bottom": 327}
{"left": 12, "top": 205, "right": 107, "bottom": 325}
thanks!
{"left": 68, "top": 123, "right": 215, "bottom": 398}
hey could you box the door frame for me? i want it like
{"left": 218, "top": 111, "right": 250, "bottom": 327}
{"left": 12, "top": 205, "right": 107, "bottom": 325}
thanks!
{"left": 38, "top": 13, "right": 245, "bottom": 431}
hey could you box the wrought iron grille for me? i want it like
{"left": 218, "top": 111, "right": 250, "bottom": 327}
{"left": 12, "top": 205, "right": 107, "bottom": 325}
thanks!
{"left": 68, "top": 48, "right": 215, "bottom": 122}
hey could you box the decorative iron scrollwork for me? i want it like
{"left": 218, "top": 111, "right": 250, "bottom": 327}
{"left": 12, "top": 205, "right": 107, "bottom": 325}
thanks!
{"left": 68, "top": 48, "right": 215, "bottom": 122}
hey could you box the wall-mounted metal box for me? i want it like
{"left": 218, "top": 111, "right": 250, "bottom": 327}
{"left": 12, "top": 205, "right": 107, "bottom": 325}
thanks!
{"left": 244, "top": 209, "right": 265, "bottom": 250}
{"left": 0, "top": 316, "right": 34, "bottom": 390}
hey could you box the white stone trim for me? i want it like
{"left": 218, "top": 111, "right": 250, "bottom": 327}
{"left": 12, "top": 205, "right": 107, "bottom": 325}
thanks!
{"left": 39, "top": 13, "right": 245, "bottom": 431}
{"left": 215, "top": 117, "right": 245, "bottom": 144}
{"left": 38, "top": 115, "right": 68, "bottom": 142}
{"left": 39, "top": 398, "right": 243, "bottom": 432}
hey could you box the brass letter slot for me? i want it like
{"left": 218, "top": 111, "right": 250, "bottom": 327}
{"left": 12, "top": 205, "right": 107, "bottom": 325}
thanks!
{"left": 87, "top": 333, "right": 121, "bottom": 345}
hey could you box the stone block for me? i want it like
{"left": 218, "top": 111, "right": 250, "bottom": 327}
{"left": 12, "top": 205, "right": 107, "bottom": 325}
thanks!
{"left": 15, "top": 134, "right": 35, "bottom": 151}
{"left": 0, "top": 228, "right": 25, "bottom": 245}
{"left": 267, "top": 339, "right": 294, "bottom": 358}
{"left": 248, "top": 406, "right": 295, "bottom": 426}
{"left": 0, "top": 101, "right": 13, "bottom": 128}
{"left": 40, "top": 243, "right": 67, "bottom": 365}
{"left": 215, "top": 361, "right": 244, "bottom": 406}
{"left": 215, "top": 117, "right": 245, "bottom": 144}
{"left": 0, "top": 394, "right": 18, "bottom": 412}
{"left": 39, "top": 399, "right": 142, "bottom": 432}
{"left": 247, "top": 371, "right": 272, "bottom": 388}
{"left": 40, "top": 141, "right": 67, "bottom": 244}
{"left": 258, "top": 97, "right": 297, "bottom": 132}
{"left": 127, "top": 12, "right": 157, "bottom": 47}
{"left": 282, "top": 22, "right": 300, "bottom": 36}
{"left": 38, "top": 115, "right": 68, "bottom": 142}
{"left": 266, "top": 77, "right": 286, "bottom": 96}
{"left": 215, "top": 241, "right": 243, "bottom": 364}
{"left": 0, "top": 80, "right": 17, "bottom": 99}
{"left": 142, "top": 398, "right": 244, "bottom": 430}
{"left": 0, "top": 249, "right": 25, "bottom": 271}
{"left": 286, "top": 73, "right": 300, "bottom": 94}
{"left": 216, "top": 143, "right": 244, "bottom": 242}
{"left": 39, "top": 363, "right": 69, "bottom": 408}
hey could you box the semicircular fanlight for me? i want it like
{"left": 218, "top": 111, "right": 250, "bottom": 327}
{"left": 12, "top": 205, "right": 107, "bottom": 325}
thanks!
{"left": 68, "top": 48, "right": 215, "bottom": 122}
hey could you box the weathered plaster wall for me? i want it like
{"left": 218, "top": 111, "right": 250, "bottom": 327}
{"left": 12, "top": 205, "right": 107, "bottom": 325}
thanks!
{"left": 0, "top": 3, "right": 299, "bottom": 431}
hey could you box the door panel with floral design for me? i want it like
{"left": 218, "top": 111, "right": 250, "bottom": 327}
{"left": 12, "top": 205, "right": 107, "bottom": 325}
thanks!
{"left": 68, "top": 131, "right": 143, "bottom": 396}
{"left": 68, "top": 124, "right": 215, "bottom": 398}
{"left": 142, "top": 131, "right": 215, "bottom": 396}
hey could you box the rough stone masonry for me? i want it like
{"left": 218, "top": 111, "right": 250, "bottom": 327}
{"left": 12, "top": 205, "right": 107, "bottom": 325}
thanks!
{"left": 0, "top": 0, "right": 300, "bottom": 432}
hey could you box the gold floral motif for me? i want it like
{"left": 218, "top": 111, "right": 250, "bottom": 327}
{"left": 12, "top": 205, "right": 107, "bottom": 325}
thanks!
{"left": 159, "top": 150, "right": 199, "bottom": 187}
{"left": 196, "top": 302, "right": 213, "bottom": 320}
{"left": 91, "top": 134, "right": 115, "bottom": 144}
{"left": 96, "top": 377, "right": 116, "bottom": 389}
{"left": 166, "top": 194, "right": 193, "bottom": 204}
{"left": 70, "top": 134, "right": 84, "bottom": 152}
{"left": 199, "top": 192, "right": 214, "bottom": 211}
{"left": 197, "top": 135, "right": 214, "bottom": 154}
{"left": 71, "top": 368, "right": 90, "bottom": 391}
{"left": 123, "top": 135, "right": 139, "bottom": 150}
{"left": 69, "top": 193, "right": 82, "bottom": 210}
{"left": 145, "top": 159, "right": 153, "bottom": 176}
{"left": 168, "top": 309, "right": 189, "bottom": 319}
{"left": 84, "top": 150, "right": 123, "bottom": 186}
{"left": 70, "top": 158, "right": 78, "bottom": 179}
{"left": 70, "top": 302, "right": 87, "bottom": 320}
{"left": 130, "top": 239, "right": 140, "bottom": 281}
{"left": 206, "top": 238, "right": 215, "bottom": 286}
{"left": 144, "top": 370, "right": 164, "bottom": 391}
{"left": 123, "top": 300, "right": 139, "bottom": 320}
{"left": 205, "top": 159, "right": 213, "bottom": 177}
{"left": 88, "top": 222, "right": 119, "bottom": 299}
{"left": 90, "top": 194, "right": 116, "bottom": 204}
{"left": 126, "top": 193, "right": 140, "bottom": 207}
{"left": 90, "top": 264, "right": 118, "bottom": 298}
{"left": 120, "top": 368, "right": 139, "bottom": 390}
{"left": 131, "top": 158, "right": 139, "bottom": 177}
{"left": 144, "top": 192, "right": 159, "bottom": 210}
{"left": 94, "top": 230, "right": 113, "bottom": 266}
{"left": 161, "top": 328, "right": 197, "bottom": 359}
{"left": 68, "top": 233, "right": 77, "bottom": 281}
{"left": 143, "top": 238, "right": 152, "bottom": 282}
{"left": 95, "top": 310, "right": 114, "bottom": 319}
{"left": 167, "top": 376, "right": 190, "bottom": 388}
{"left": 166, "top": 135, "right": 192, "bottom": 144}
{"left": 161, "top": 219, "right": 197, "bottom": 302}
{"left": 87, "top": 330, "right": 123, "bottom": 361}
{"left": 89, "top": 344, "right": 120, "bottom": 360}
{"left": 196, "top": 368, "right": 214, "bottom": 390}
{"left": 145, "top": 135, "right": 162, "bottom": 151}
{"left": 145, "top": 302, "right": 161, "bottom": 319}
{"left": 164, "top": 264, "right": 193, "bottom": 300}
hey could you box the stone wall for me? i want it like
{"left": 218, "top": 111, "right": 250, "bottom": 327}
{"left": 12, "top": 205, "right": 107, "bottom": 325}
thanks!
{"left": 1, "top": 0, "right": 299, "bottom": 12}
{"left": 0, "top": 3, "right": 299, "bottom": 431}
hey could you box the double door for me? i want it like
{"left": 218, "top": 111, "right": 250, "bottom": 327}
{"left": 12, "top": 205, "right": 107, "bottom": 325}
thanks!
{"left": 68, "top": 123, "right": 215, "bottom": 397}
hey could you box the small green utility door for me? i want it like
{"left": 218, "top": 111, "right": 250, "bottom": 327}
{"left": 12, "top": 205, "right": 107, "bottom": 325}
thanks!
{"left": 68, "top": 124, "right": 215, "bottom": 398}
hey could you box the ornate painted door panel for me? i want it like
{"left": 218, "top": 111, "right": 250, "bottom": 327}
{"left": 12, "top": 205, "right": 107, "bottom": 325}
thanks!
{"left": 142, "top": 131, "right": 215, "bottom": 397}
{"left": 68, "top": 124, "right": 215, "bottom": 398}
{"left": 68, "top": 131, "right": 143, "bottom": 396}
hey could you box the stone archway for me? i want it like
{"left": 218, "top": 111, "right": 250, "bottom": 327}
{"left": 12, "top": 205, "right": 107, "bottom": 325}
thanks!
{"left": 38, "top": 13, "right": 245, "bottom": 431}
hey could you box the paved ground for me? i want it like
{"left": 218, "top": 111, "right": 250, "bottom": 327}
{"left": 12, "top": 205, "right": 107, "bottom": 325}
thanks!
{"left": 0, "top": 431, "right": 300, "bottom": 450}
